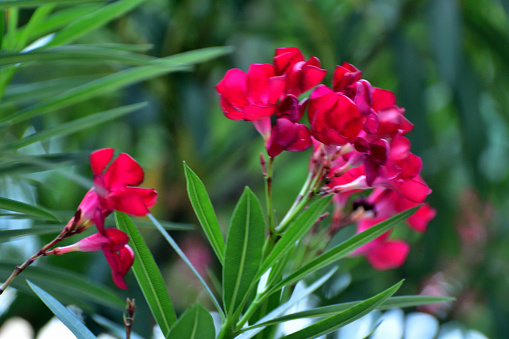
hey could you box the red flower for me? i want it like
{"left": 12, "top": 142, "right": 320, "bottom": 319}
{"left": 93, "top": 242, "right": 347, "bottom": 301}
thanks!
{"left": 352, "top": 217, "right": 410, "bottom": 270}
{"left": 52, "top": 228, "right": 134, "bottom": 289}
{"left": 368, "top": 187, "right": 436, "bottom": 232}
{"left": 216, "top": 64, "right": 286, "bottom": 121}
{"left": 68, "top": 148, "right": 157, "bottom": 233}
{"left": 273, "top": 47, "right": 326, "bottom": 96}
{"left": 308, "top": 85, "right": 363, "bottom": 146}
{"left": 332, "top": 62, "right": 362, "bottom": 93}
{"left": 266, "top": 95, "right": 312, "bottom": 157}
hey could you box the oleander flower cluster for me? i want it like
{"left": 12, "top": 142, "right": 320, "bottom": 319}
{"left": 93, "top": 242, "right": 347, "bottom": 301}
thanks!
{"left": 216, "top": 47, "right": 435, "bottom": 270}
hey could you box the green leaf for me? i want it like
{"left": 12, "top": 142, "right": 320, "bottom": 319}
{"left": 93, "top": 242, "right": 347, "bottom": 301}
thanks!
{"left": 244, "top": 295, "right": 454, "bottom": 329}
{"left": 0, "top": 0, "right": 102, "bottom": 9}
{"left": 258, "top": 196, "right": 332, "bottom": 277}
{"left": 0, "top": 152, "right": 86, "bottom": 176}
{"left": 0, "top": 46, "right": 158, "bottom": 67}
{"left": 45, "top": 0, "right": 146, "bottom": 47}
{"left": 25, "top": 4, "right": 102, "bottom": 39}
{"left": 0, "top": 11, "right": 4, "bottom": 50}
{"left": 266, "top": 206, "right": 419, "bottom": 296}
{"left": 236, "top": 268, "right": 338, "bottom": 339}
{"left": 115, "top": 211, "right": 177, "bottom": 335}
{"left": 166, "top": 304, "right": 215, "bottom": 339}
{"left": 0, "top": 47, "right": 231, "bottom": 126}
{"left": 267, "top": 205, "right": 421, "bottom": 294}
{"left": 4, "top": 103, "right": 146, "bottom": 150}
{"left": 14, "top": 4, "right": 54, "bottom": 50}
{"left": 280, "top": 280, "right": 403, "bottom": 339}
{"left": 0, "top": 197, "right": 59, "bottom": 222}
{"left": 27, "top": 281, "right": 96, "bottom": 339}
{"left": 184, "top": 162, "right": 225, "bottom": 264}
{"left": 0, "top": 226, "right": 62, "bottom": 243}
{"left": 0, "top": 261, "right": 124, "bottom": 309}
{"left": 223, "top": 187, "right": 265, "bottom": 317}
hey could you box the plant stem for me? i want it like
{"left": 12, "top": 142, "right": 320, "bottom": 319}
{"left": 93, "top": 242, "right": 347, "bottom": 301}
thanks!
{"left": 217, "top": 317, "right": 235, "bottom": 339}
{"left": 147, "top": 214, "right": 225, "bottom": 319}
{"left": 0, "top": 229, "right": 67, "bottom": 295}
{"left": 124, "top": 298, "right": 135, "bottom": 339}
{"left": 264, "top": 157, "right": 276, "bottom": 235}
{"left": 235, "top": 295, "right": 262, "bottom": 331}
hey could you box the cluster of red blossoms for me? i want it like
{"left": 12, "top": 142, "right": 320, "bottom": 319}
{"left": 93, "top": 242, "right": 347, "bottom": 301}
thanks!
{"left": 52, "top": 149, "right": 157, "bottom": 289}
{"left": 216, "top": 47, "right": 435, "bottom": 270}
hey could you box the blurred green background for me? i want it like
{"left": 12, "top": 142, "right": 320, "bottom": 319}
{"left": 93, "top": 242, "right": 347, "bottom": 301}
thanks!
{"left": 1, "top": 0, "right": 509, "bottom": 337}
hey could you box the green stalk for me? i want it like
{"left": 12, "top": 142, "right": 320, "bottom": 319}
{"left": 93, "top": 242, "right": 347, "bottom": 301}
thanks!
{"left": 147, "top": 214, "right": 225, "bottom": 319}
{"left": 265, "top": 157, "right": 276, "bottom": 234}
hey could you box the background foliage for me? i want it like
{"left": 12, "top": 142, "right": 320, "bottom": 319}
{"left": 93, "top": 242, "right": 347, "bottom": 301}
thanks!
{"left": 0, "top": 0, "right": 508, "bottom": 337}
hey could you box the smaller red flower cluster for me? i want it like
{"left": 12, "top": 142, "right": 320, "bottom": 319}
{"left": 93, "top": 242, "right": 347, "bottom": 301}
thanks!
{"left": 216, "top": 48, "right": 435, "bottom": 270}
{"left": 55, "top": 149, "right": 157, "bottom": 289}
{"left": 216, "top": 47, "right": 326, "bottom": 157}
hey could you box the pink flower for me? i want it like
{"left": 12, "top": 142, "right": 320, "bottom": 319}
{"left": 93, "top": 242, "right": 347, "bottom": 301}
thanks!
{"left": 273, "top": 47, "right": 326, "bottom": 96}
{"left": 216, "top": 64, "right": 286, "bottom": 121}
{"left": 308, "top": 85, "right": 363, "bottom": 146}
{"left": 368, "top": 187, "right": 436, "bottom": 232}
{"left": 266, "top": 95, "right": 312, "bottom": 157}
{"left": 69, "top": 149, "right": 158, "bottom": 233}
{"left": 352, "top": 217, "right": 410, "bottom": 270}
{"left": 52, "top": 228, "right": 134, "bottom": 289}
{"left": 332, "top": 62, "right": 362, "bottom": 93}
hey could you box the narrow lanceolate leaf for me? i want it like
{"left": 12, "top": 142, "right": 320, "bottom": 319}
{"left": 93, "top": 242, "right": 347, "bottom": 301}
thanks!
{"left": 0, "top": 0, "right": 102, "bottom": 9}
{"left": 25, "top": 5, "right": 102, "bottom": 39}
{"left": 258, "top": 196, "right": 332, "bottom": 277}
{"left": 0, "top": 226, "right": 62, "bottom": 243}
{"left": 0, "top": 261, "right": 124, "bottom": 309}
{"left": 45, "top": 0, "right": 146, "bottom": 47}
{"left": 27, "top": 281, "right": 97, "bottom": 339}
{"left": 115, "top": 212, "right": 177, "bottom": 335}
{"left": 280, "top": 280, "right": 403, "bottom": 339}
{"left": 266, "top": 206, "right": 419, "bottom": 296}
{"left": 0, "top": 46, "right": 158, "bottom": 66}
{"left": 0, "top": 197, "right": 59, "bottom": 222}
{"left": 184, "top": 163, "right": 225, "bottom": 264}
{"left": 223, "top": 187, "right": 265, "bottom": 316}
{"left": 0, "top": 47, "right": 231, "bottom": 126}
{"left": 236, "top": 268, "right": 338, "bottom": 339}
{"left": 246, "top": 295, "right": 454, "bottom": 329}
{"left": 4, "top": 103, "right": 146, "bottom": 150}
{"left": 166, "top": 304, "right": 215, "bottom": 339}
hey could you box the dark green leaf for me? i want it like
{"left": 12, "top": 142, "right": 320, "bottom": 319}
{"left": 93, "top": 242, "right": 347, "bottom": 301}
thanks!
{"left": 0, "top": 226, "right": 62, "bottom": 243}
{"left": 184, "top": 162, "right": 225, "bottom": 264}
{"left": 223, "top": 187, "right": 265, "bottom": 316}
{"left": 115, "top": 211, "right": 177, "bottom": 335}
{"left": 27, "top": 281, "right": 96, "bottom": 339}
{"left": 266, "top": 206, "right": 419, "bottom": 296}
{"left": 0, "top": 261, "right": 124, "bottom": 309}
{"left": 0, "top": 47, "right": 231, "bottom": 126}
{"left": 245, "top": 295, "right": 454, "bottom": 329}
{"left": 166, "top": 304, "right": 215, "bottom": 339}
{"left": 45, "top": 0, "right": 146, "bottom": 47}
{"left": 4, "top": 103, "right": 146, "bottom": 150}
{"left": 0, "top": 0, "right": 102, "bottom": 9}
{"left": 0, "top": 197, "right": 59, "bottom": 222}
{"left": 280, "top": 280, "right": 403, "bottom": 339}
{"left": 236, "top": 268, "right": 338, "bottom": 339}
{"left": 0, "top": 46, "right": 158, "bottom": 66}
{"left": 258, "top": 196, "right": 332, "bottom": 277}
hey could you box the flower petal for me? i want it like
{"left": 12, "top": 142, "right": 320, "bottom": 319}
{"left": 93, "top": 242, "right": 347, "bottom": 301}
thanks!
{"left": 366, "top": 240, "right": 409, "bottom": 270}
{"left": 104, "top": 153, "right": 144, "bottom": 188}
{"left": 110, "top": 187, "right": 157, "bottom": 216}
{"left": 90, "top": 148, "right": 114, "bottom": 175}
